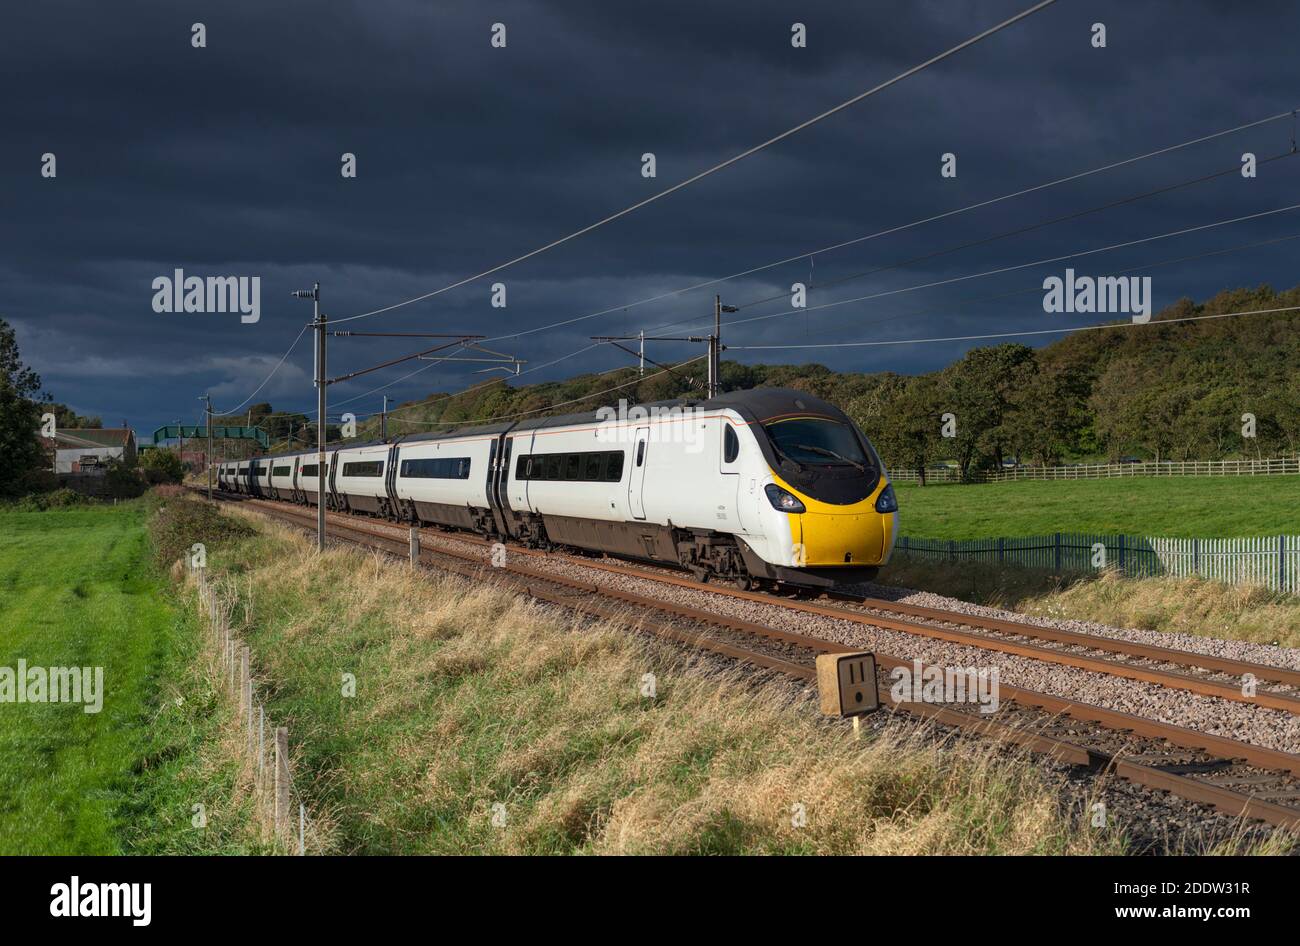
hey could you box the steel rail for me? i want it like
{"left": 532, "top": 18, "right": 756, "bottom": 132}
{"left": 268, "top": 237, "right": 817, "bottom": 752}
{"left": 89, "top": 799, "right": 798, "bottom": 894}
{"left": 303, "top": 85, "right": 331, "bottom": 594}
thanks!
{"left": 407, "top": 527, "right": 1300, "bottom": 710}
{"left": 215, "top": 492, "right": 1300, "bottom": 830}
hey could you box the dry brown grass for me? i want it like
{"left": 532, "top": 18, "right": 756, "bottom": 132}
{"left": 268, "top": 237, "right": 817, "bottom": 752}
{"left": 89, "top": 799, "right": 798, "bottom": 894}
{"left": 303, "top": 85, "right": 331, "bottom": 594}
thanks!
{"left": 204, "top": 507, "right": 1146, "bottom": 855}
{"left": 879, "top": 558, "right": 1300, "bottom": 649}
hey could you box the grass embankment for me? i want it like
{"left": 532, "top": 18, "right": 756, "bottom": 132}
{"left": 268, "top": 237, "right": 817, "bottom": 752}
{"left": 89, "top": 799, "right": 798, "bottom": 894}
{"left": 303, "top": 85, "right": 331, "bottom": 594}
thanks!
{"left": 884, "top": 476, "right": 1300, "bottom": 648}
{"left": 879, "top": 558, "right": 1300, "bottom": 649}
{"left": 894, "top": 475, "right": 1300, "bottom": 540}
{"left": 0, "top": 497, "right": 262, "bottom": 854}
{"left": 191, "top": 501, "right": 1139, "bottom": 855}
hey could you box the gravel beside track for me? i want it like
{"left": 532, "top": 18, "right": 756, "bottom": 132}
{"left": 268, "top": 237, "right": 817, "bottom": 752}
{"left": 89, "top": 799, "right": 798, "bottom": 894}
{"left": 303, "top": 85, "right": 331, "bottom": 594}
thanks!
{"left": 386, "top": 520, "right": 1300, "bottom": 755}
{"left": 229, "top": 498, "right": 1300, "bottom": 849}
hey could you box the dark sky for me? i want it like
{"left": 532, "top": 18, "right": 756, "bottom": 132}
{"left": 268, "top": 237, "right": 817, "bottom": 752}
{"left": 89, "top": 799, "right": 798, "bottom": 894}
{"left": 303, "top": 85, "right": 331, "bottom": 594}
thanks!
{"left": 5, "top": 0, "right": 1299, "bottom": 436}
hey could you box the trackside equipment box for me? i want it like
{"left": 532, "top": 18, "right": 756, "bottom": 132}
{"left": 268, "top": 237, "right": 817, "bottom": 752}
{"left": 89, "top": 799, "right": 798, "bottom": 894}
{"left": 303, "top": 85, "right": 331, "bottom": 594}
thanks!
{"left": 816, "top": 652, "right": 880, "bottom": 717}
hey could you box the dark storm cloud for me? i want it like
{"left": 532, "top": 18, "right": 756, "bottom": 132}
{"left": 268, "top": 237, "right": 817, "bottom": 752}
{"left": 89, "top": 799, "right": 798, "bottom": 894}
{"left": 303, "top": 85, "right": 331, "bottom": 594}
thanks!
{"left": 3, "top": 0, "right": 1298, "bottom": 432}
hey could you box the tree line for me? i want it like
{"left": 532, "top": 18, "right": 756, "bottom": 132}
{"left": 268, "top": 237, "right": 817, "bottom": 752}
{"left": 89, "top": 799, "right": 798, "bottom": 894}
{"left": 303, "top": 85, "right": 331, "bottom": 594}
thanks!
{"left": 4, "top": 284, "right": 1299, "bottom": 496}
{"left": 355, "top": 285, "right": 1300, "bottom": 483}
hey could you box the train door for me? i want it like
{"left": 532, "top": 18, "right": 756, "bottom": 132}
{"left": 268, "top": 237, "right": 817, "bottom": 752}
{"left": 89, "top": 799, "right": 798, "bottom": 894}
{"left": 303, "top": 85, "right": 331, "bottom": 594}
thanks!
{"left": 488, "top": 433, "right": 513, "bottom": 536}
{"left": 719, "top": 420, "right": 745, "bottom": 531}
{"left": 511, "top": 432, "right": 534, "bottom": 512}
{"left": 629, "top": 427, "right": 649, "bottom": 520}
{"left": 385, "top": 442, "right": 402, "bottom": 518}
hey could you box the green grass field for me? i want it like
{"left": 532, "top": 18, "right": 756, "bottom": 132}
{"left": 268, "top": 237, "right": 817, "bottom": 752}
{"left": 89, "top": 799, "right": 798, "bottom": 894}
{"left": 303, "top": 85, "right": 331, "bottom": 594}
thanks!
{"left": 0, "top": 502, "right": 257, "bottom": 854}
{"left": 893, "top": 475, "right": 1300, "bottom": 540}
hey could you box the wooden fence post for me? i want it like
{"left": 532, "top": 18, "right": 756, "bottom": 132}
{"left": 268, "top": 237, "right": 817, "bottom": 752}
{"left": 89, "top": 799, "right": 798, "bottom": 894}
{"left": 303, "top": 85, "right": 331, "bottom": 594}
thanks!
{"left": 274, "top": 727, "right": 290, "bottom": 842}
{"left": 239, "top": 646, "right": 250, "bottom": 720}
{"left": 409, "top": 527, "right": 420, "bottom": 567}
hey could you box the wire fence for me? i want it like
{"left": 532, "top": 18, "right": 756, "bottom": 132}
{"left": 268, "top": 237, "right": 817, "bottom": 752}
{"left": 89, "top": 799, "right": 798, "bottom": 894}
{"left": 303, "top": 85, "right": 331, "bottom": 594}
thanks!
{"left": 195, "top": 566, "right": 313, "bottom": 854}
{"left": 894, "top": 532, "right": 1300, "bottom": 593}
{"left": 888, "top": 457, "right": 1300, "bottom": 484}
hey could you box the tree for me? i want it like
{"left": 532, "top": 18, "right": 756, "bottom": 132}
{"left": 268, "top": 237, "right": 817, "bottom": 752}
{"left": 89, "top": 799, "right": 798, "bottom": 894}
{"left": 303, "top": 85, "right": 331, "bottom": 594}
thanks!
{"left": 850, "top": 374, "right": 942, "bottom": 484}
{"left": 936, "top": 344, "right": 1036, "bottom": 479}
{"left": 45, "top": 402, "right": 101, "bottom": 429}
{"left": 140, "top": 447, "right": 185, "bottom": 484}
{"left": 1007, "top": 357, "right": 1090, "bottom": 465}
{"left": 0, "top": 319, "right": 46, "bottom": 497}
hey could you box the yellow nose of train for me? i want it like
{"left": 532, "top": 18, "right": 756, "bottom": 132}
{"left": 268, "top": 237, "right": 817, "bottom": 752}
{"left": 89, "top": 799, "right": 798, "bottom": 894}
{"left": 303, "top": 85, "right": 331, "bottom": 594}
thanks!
{"left": 773, "top": 474, "right": 897, "bottom": 566}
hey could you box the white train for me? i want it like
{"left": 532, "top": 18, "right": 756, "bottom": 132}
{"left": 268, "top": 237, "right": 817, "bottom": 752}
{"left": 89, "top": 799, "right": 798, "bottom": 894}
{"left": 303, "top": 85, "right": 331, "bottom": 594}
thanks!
{"left": 218, "top": 388, "right": 898, "bottom": 589}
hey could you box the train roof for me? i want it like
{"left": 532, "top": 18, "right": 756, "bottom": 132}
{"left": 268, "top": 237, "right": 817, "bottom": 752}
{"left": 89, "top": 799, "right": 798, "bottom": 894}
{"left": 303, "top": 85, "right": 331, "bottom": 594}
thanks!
{"left": 243, "top": 389, "right": 849, "bottom": 457}
{"left": 501, "top": 387, "right": 849, "bottom": 430}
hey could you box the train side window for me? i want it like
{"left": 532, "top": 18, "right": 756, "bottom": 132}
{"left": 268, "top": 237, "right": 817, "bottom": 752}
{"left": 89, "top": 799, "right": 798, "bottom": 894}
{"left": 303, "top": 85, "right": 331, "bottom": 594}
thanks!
{"left": 516, "top": 456, "right": 530, "bottom": 480}
{"left": 583, "top": 454, "right": 602, "bottom": 480}
{"left": 543, "top": 455, "right": 561, "bottom": 480}
{"left": 604, "top": 451, "right": 624, "bottom": 482}
{"left": 723, "top": 426, "right": 739, "bottom": 463}
{"left": 564, "top": 454, "right": 581, "bottom": 480}
{"left": 635, "top": 440, "right": 646, "bottom": 467}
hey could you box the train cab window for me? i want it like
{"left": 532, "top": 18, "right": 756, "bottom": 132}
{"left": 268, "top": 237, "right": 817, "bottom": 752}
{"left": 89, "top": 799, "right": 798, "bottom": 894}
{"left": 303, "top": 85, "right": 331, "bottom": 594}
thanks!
{"left": 763, "top": 417, "right": 871, "bottom": 470}
{"left": 723, "top": 426, "right": 739, "bottom": 463}
{"left": 342, "top": 460, "right": 384, "bottom": 477}
{"left": 635, "top": 440, "right": 646, "bottom": 467}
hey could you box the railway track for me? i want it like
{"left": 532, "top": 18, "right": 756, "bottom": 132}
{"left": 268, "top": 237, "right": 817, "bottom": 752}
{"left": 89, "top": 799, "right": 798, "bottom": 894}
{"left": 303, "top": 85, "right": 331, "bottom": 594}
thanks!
{"left": 204, "top": 489, "right": 1300, "bottom": 833}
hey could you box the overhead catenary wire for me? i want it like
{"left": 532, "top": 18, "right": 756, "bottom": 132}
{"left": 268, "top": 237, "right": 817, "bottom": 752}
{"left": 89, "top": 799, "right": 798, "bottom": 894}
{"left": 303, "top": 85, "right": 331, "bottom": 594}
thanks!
{"left": 204, "top": 107, "right": 1298, "bottom": 419}
{"left": 785, "top": 229, "right": 1300, "bottom": 343}
{"left": 724, "top": 304, "right": 1300, "bottom": 351}
{"left": 727, "top": 149, "right": 1300, "bottom": 314}
{"left": 384, "top": 355, "right": 709, "bottom": 428}
{"left": 474, "top": 106, "right": 1300, "bottom": 346}
{"left": 330, "top": 0, "right": 1060, "bottom": 326}
{"left": 333, "top": 341, "right": 607, "bottom": 415}
{"left": 271, "top": 219, "right": 1300, "bottom": 429}
{"left": 676, "top": 200, "right": 1300, "bottom": 336}
{"left": 208, "top": 323, "right": 309, "bottom": 416}
{"left": 313, "top": 126, "right": 1300, "bottom": 420}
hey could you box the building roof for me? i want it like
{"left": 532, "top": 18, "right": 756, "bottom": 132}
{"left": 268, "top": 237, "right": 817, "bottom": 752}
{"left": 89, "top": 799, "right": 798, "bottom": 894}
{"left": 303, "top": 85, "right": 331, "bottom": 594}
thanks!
{"left": 54, "top": 428, "right": 135, "bottom": 449}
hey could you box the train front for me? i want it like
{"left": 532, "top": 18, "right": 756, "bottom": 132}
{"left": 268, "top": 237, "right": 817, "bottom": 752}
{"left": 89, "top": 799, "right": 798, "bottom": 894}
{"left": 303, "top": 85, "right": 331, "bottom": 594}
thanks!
{"left": 734, "top": 390, "right": 898, "bottom": 589}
